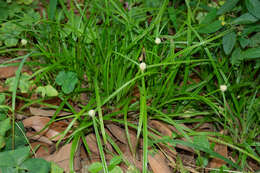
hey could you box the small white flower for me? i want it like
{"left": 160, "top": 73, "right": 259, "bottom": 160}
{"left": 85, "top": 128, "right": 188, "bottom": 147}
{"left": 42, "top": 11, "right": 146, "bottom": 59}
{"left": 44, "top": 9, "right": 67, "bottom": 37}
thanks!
{"left": 139, "top": 62, "right": 146, "bottom": 72}
{"left": 220, "top": 85, "right": 227, "bottom": 92}
{"left": 88, "top": 110, "right": 95, "bottom": 117}
{"left": 21, "top": 39, "right": 27, "bottom": 46}
{"left": 155, "top": 37, "right": 161, "bottom": 44}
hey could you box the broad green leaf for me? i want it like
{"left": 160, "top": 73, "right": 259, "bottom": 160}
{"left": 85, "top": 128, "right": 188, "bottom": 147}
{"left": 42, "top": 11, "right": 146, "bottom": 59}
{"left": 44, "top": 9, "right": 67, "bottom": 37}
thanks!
{"left": 18, "top": 73, "right": 31, "bottom": 93}
{"left": 0, "top": 94, "right": 5, "bottom": 105}
{"left": 0, "top": 147, "right": 30, "bottom": 167}
{"left": 201, "top": 8, "right": 217, "bottom": 24}
{"left": 242, "top": 24, "right": 260, "bottom": 36}
{"left": 231, "top": 47, "right": 243, "bottom": 66}
{"left": 249, "top": 32, "right": 260, "bottom": 47}
{"left": 55, "top": 71, "right": 78, "bottom": 94}
{"left": 87, "top": 162, "right": 103, "bottom": 173}
{"left": 0, "top": 166, "right": 18, "bottom": 173}
{"left": 239, "top": 37, "right": 250, "bottom": 48}
{"left": 0, "top": 118, "right": 11, "bottom": 136}
{"left": 126, "top": 165, "right": 140, "bottom": 173}
{"left": 232, "top": 13, "right": 259, "bottom": 25}
{"left": 36, "top": 85, "right": 58, "bottom": 97}
{"left": 109, "top": 156, "right": 122, "bottom": 170}
{"left": 246, "top": 0, "right": 260, "bottom": 19}
{"left": 0, "top": 136, "right": 5, "bottom": 149}
{"left": 110, "top": 166, "right": 123, "bottom": 173}
{"left": 5, "top": 73, "right": 31, "bottom": 93}
{"left": 199, "top": 20, "right": 222, "bottom": 34}
{"left": 243, "top": 47, "right": 260, "bottom": 59}
{"left": 217, "top": 0, "right": 239, "bottom": 15}
{"left": 4, "top": 38, "right": 18, "bottom": 47}
{"left": 45, "top": 85, "right": 58, "bottom": 97}
{"left": 223, "top": 32, "right": 237, "bottom": 55}
{"left": 35, "top": 86, "right": 46, "bottom": 97}
{"left": 21, "top": 158, "right": 50, "bottom": 173}
{"left": 50, "top": 162, "right": 63, "bottom": 173}
{"left": 4, "top": 135, "right": 27, "bottom": 151}
{"left": 193, "top": 136, "right": 210, "bottom": 149}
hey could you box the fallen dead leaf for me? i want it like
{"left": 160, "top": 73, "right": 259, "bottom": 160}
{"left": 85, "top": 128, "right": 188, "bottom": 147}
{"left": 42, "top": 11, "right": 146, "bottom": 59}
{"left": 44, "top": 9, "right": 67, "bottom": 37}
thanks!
{"left": 43, "top": 142, "right": 81, "bottom": 173}
{"left": 118, "top": 143, "right": 143, "bottom": 171}
{"left": 23, "top": 116, "right": 50, "bottom": 134}
{"left": 106, "top": 124, "right": 138, "bottom": 150}
{"left": 149, "top": 120, "right": 172, "bottom": 136}
{"left": 30, "top": 142, "right": 52, "bottom": 158}
{"left": 30, "top": 107, "right": 71, "bottom": 117}
{"left": 0, "top": 66, "right": 19, "bottom": 79}
{"left": 148, "top": 150, "right": 171, "bottom": 173}
{"left": 209, "top": 143, "right": 227, "bottom": 168}
{"left": 0, "top": 65, "right": 30, "bottom": 79}
{"left": 26, "top": 132, "right": 53, "bottom": 145}
{"left": 23, "top": 116, "right": 69, "bottom": 141}
{"left": 84, "top": 133, "right": 99, "bottom": 155}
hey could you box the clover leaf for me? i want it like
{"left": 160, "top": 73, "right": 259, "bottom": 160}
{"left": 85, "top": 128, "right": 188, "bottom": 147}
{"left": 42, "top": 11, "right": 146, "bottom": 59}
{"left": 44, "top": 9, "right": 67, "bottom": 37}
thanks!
{"left": 55, "top": 71, "right": 78, "bottom": 94}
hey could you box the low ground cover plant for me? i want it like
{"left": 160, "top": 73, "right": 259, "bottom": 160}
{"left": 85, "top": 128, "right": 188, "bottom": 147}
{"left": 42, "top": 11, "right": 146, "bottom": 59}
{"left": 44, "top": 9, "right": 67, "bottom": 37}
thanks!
{"left": 0, "top": 0, "right": 259, "bottom": 172}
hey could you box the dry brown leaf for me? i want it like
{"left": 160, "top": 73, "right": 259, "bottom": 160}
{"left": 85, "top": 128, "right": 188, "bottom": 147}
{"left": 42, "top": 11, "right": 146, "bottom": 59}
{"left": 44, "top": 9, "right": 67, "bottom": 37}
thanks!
{"left": 149, "top": 120, "right": 177, "bottom": 156}
{"left": 84, "top": 133, "right": 99, "bottom": 154}
{"left": 23, "top": 116, "right": 50, "bottom": 134}
{"left": 209, "top": 143, "right": 227, "bottom": 168}
{"left": 23, "top": 116, "right": 69, "bottom": 141}
{"left": 26, "top": 132, "right": 53, "bottom": 145}
{"left": 0, "top": 66, "right": 19, "bottom": 79}
{"left": 30, "top": 142, "right": 52, "bottom": 158}
{"left": 149, "top": 120, "right": 172, "bottom": 137}
{"left": 43, "top": 143, "right": 81, "bottom": 173}
{"left": 30, "top": 107, "right": 71, "bottom": 117}
{"left": 148, "top": 151, "right": 171, "bottom": 173}
{"left": 0, "top": 85, "right": 8, "bottom": 92}
{"left": 118, "top": 143, "right": 143, "bottom": 171}
{"left": 0, "top": 65, "right": 30, "bottom": 79}
{"left": 106, "top": 124, "right": 138, "bottom": 149}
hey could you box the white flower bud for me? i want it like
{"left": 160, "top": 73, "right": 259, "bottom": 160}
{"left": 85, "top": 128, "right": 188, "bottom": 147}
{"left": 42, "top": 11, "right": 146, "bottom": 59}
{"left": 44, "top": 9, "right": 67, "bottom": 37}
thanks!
{"left": 139, "top": 62, "right": 146, "bottom": 72}
{"left": 155, "top": 37, "right": 161, "bottom": 44}
{"left": 21, "top": 39, "right": 27, "bottom": 46}
{"left": 88, "top": 110, "right": 95, "bottom": 117}
{"left": 220, "top": 85, "right": 227, "bottom": 92}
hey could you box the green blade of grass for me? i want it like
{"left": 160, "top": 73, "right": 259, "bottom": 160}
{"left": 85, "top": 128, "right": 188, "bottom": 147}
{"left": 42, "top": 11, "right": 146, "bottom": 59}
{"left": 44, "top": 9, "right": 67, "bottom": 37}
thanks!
{"left": 92, "top": 116, "right": 108, "bottom": 173}
{"left": 94, "top": 77, "right": 107, "bottom": 144}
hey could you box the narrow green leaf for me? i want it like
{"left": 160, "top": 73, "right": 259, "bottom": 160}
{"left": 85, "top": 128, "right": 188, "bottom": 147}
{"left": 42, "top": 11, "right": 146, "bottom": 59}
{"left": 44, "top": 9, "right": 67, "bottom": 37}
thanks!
{"left": 168, "top": 7, "right": 178, "bottom": 30}
{"left": 48, "top": 0, "right": 57, "bottom": 20}
{"left": 173, "top": 140, "right": 241, "bottom": 170}
{"left": 246, "top": 0, "right": 260, "bottom": 19}
{"left": 223, "top": 31, "right": 237, "bottom": 55}
{"left": 217, "top": 0, "right": 239, "bottom": 15}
